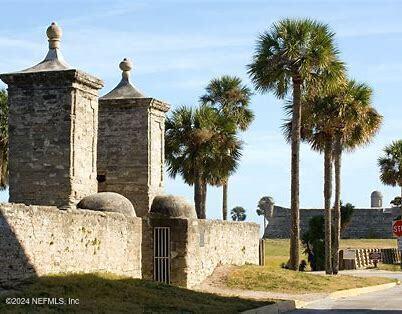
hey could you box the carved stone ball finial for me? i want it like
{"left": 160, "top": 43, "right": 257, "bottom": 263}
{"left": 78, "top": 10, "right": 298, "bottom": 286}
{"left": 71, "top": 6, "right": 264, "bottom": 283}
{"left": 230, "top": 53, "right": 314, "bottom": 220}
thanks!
{"left": 119, "top": 58, "right": 133, "bottom": 81}
{"left": 46, "top": 22, "right": 62, "bottom": 49}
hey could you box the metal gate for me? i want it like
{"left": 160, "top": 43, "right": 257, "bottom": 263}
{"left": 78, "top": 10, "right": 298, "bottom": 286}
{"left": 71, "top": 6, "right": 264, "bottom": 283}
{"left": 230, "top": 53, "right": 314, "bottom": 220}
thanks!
{"left": 153, "top": 227, "right": 171, "bottom": 284}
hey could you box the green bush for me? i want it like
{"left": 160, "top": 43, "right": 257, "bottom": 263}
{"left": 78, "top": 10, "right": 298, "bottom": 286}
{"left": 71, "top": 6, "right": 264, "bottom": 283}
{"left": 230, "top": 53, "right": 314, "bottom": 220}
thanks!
{"left": 302, "top": 202, "right": 355, "bottom": 271}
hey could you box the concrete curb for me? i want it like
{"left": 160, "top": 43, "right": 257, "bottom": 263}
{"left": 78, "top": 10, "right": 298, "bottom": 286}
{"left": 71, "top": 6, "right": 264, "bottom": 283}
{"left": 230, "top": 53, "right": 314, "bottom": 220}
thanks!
{"left": 243, "top": 282, "right": 397, "bottom": 313}
{"left": 328, "top": 282, "right": 397, "bottom": 299}
{"left": 242, "top": 300, "right": 296, "bottom": 314}
{"left": 296, "top": 282, "right": 398, "bottom": 309}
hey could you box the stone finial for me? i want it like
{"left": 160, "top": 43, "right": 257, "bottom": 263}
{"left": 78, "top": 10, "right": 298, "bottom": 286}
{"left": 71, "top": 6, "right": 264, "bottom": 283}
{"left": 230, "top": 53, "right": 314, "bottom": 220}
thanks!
{"left": 46, "top": 22, "right": 62, "bottom": 49}
{"left": 119, "top": 58, "right": 132, "bottom": 81}
{"left": 100, "top": 57, "right": 145, "bottom": 99}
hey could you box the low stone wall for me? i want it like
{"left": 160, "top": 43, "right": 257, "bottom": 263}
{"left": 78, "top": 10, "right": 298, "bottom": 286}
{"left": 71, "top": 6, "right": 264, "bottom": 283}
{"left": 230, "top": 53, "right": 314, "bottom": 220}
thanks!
{"left": 0, "top": 203, "right": 142, "bottom": 287}
{"left": 142, "top": 218, "right": 260, "bottom": 288}
{"left": 264, "top": 206, "right": 399, "bottom": 239}
{"left": 186, "top": 220, "right": 260, "bottom": 287}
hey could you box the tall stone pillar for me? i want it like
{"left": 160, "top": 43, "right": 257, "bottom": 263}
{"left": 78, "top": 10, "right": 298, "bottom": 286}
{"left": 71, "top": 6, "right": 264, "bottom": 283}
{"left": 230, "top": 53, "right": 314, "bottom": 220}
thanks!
{"left": 0, "top": 22, "right": 103, "bottom": 208}
{"left": 97, "top": 58, "right": 169, "bottom": 217}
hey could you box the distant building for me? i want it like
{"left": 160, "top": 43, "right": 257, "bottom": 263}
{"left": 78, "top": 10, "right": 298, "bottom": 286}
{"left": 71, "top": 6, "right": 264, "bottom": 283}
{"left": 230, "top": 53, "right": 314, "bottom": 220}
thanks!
{"left": 264, "top": 191, "right": 399, "bottom": 239}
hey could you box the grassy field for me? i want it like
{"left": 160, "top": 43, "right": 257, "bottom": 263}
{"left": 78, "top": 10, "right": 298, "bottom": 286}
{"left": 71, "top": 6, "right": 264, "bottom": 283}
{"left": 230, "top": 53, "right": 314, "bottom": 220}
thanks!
{"left": 0, "top": 273, "right": 272, "bottom": 313}
{"left": 224, "top": 239, "right": 396, "bottom": 294}
{"left": 264, "top": 238, "right": 397, "bottom": 268}
{"left": 378, "top": 263, "right": 402, "bottom": 271}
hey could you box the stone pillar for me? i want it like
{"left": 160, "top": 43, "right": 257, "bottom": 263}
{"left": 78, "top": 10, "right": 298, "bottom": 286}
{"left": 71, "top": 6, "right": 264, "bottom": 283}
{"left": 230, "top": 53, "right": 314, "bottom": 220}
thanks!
{"left": 0, "top": 22, "right": 103, "bottom": 208}
{"left": 97, "top": 58, "right": 169, "bottom": 217}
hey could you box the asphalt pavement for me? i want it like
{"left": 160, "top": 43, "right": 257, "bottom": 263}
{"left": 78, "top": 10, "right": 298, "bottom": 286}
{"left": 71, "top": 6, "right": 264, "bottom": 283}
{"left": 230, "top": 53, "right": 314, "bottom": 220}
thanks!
{"left": 290, "top": 270, "right": 402, "bottom": 313}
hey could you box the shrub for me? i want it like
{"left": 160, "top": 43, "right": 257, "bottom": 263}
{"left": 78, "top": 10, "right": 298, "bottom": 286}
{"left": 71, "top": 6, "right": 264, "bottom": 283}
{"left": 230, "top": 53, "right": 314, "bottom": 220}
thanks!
{"left": 302, "top": 202, "right": 355, "bottom": 271}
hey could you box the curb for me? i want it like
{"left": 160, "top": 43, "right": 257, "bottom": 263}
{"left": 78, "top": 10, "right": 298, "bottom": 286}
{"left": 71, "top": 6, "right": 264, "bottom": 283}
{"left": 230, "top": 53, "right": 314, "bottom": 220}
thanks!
{"left": 241, "top": 300, "right": 296, "bottom": 314}
{"left": 328, "top": 282, "right": 397, "bottom": 299}
{"left": 296, "top": 282, "right": 398, "bottom": 309}
{"left": 243, "top": 281, "right": 397, "bottom": 313}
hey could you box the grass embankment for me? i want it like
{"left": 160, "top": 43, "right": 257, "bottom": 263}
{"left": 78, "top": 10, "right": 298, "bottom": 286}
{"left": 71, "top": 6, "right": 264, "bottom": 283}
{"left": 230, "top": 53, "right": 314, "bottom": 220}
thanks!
{"left": 225, "top": 239, "right": 395, "bottom": 294}
{"left": 0, "top": 273, "right": 272, "bottom": 313}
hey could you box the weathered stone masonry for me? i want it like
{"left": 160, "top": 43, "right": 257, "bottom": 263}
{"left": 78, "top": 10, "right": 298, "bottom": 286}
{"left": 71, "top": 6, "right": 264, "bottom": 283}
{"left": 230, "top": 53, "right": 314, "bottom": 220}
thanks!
{"left": 142, "top": 218, "right": 260, "bottom": 288}
{"left": 0, "top": 24, "right": 103, "bottom": 209}
{"left": 0, "top": 203, "right": 142, "bottom": 286}
{"left": 98, "top": 59, "right": 169, "bottom": 217}
{"left": 264, "top": 205, "right": 399, "bottom": 239}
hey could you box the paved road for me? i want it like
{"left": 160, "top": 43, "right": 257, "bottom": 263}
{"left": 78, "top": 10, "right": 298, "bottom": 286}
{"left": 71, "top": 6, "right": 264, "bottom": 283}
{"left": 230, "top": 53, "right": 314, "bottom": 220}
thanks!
{"left": 290, "top": 270, "right": 402, "bottom": 313}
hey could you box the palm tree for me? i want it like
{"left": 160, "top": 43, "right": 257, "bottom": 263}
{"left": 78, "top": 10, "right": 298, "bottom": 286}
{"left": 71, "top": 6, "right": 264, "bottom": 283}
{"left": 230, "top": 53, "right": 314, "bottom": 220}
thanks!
{"left": 0, "top": 89, "right": 8, "bottom": 190}
{"left": 331, "top": 81, "right": 382, "bottom": 274}
{"left": 231, "top": 206, "right": 246, "bottom": 221}
{"left": 200, "top": 75, "right": 254, "bottom": 220}
{"left": 378, "top": 140, "right": 402, "bottom": 216}
{"left": 249, "top": 18, "right": 344, "bottom": 270}
{"left": 283, "top": 91, "right": 338, "bottom": 274}
{"left": 283, "top": 80, "right": 382, "bottom": 274}
{"left": 165, "top": 105, "right": 241, "bottom": 218}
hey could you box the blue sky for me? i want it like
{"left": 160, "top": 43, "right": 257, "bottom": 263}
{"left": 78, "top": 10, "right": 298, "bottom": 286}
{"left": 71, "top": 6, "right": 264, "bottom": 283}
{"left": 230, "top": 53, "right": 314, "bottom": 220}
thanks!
{"left": 1, "top": 0, "right": 402, "bottom": 226}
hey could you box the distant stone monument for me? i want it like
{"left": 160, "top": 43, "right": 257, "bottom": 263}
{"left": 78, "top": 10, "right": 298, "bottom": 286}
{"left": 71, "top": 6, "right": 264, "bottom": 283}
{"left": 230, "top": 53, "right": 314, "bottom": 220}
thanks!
{"left": 371, "top": 190, "right": 383, "bottom": 208}
{"left": 0, "top": 22, "right": 103, "bottom": 208}
{"left": 97, "top": 58, "right": 169, "bottom": 217}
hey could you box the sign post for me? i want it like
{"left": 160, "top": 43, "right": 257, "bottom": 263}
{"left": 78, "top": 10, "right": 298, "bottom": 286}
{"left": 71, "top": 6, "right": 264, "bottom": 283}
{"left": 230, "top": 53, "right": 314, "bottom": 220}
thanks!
{"left": 368, "top": 252, "right": 382, "bottom": 268}
{"left": 392, "top": 220, "right": 402, "bottom": 270}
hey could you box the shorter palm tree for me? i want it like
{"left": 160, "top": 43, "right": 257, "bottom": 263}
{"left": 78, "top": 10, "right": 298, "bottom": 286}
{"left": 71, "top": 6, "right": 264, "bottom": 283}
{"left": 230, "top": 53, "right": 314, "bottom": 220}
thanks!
{"left": 231, "top": 206, "right": 246, "bottom": 221}
{"left": 200, "top": 75, "right": 253, "bottom": 220}
{"left": 165, "top": 105, "right": 241, "bottom": 219}
{"left": 378, "top": 140, "right": 402, "bottom": 215}
{"left": 0, "top": 89, "right": 8, "bottom": 190}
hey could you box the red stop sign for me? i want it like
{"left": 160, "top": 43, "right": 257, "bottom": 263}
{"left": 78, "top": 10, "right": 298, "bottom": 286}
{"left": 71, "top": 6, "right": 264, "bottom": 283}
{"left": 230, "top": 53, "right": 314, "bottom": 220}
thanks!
{"left": 392, "top": 220, "right": 402, "bottom": 237}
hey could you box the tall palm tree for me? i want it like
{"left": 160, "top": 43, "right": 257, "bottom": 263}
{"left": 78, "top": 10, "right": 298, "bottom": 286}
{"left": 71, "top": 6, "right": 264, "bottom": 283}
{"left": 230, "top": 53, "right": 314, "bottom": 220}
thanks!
{"left": 378, "top": 140, "right": 402, "bottom": 215}
{"left": 0, "top": 89, "right": 8, "bottom": 190}
{"left": 200, "top": 75, "right": 254, "bottom": 220}
{"left": 165, "top": 105, "right": 241, "bottom": 218}
{"left": 331, "top": 81, "right": 382, "bottom": 274}
{"left": 231, "top": 206, "right": 247, "bottom": 221}
{"left": 283, "top": 92, "right": 339, "bottom": 274}
{"left": 283, "top": 80, "right": 382, "bottom": 274}
{"left": 248, "top": 18, "right": 344, "bottom": 270}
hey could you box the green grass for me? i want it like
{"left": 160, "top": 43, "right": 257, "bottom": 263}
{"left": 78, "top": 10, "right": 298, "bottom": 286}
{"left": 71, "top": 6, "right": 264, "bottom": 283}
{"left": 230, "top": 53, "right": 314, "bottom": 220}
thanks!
{"left": 264, "top": 239, "right": 397, "bottom": 268}
{"left": 0, "top": 273, "right": 273, "bottom": 313}
{"left": 339, "top": 239, "right": 396, "bottom": 249}
{"left": 378, "top": 263, "right": 402, "bottom": 272}
{"left": 226, "top": 265, "right": 393, "bottom": 294}
{"left": 223, "top": 239, "right": 395, "bottom": 294}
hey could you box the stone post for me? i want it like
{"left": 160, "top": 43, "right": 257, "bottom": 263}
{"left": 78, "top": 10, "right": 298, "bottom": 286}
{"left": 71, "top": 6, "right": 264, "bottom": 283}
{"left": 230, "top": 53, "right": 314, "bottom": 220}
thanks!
{"left": 97, "top": 58, "right": 169, "bottom": 217}
{"left": 0, "top": 22, "right": 103, "bottom": 209}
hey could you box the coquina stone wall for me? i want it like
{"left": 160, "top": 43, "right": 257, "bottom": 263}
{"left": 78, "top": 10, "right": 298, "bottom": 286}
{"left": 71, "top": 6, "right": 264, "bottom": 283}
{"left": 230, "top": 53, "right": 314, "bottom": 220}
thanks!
{"left": 0, "top": 203, "right": 142, "bottom": 287}
{"left": 142, "top": 218, "right": 260, "bottom": 288}
{"left": 264, "top": 206, "right": 399, "bottom": 239}
{"left": 186, "top": 219, "right": 260, "bottom": 287}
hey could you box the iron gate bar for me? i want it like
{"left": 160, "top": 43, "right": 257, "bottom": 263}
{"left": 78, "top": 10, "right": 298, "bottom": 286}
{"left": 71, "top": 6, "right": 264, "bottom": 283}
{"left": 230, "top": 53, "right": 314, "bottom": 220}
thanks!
{"left": 153, "top": 227, "right": 171, "bottom": 284}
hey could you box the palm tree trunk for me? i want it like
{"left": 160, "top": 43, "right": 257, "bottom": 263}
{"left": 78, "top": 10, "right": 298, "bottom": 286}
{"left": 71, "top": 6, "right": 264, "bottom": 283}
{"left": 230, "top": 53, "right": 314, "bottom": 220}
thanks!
{"left": 289, "top": 77, "right": 301, "bottom": 271}
{"left": 200, "top": 180, "right": 207, "bottom": 219}
{"left": 400, "top": 185, "right": 402, "bottom": 216}
{"left": 222, "top": 179, "right": 228, "bottom": 220}
{"left": 324, "top": 137, "right": 333, "bottom": 275}
{"left": 332, "top": 134, "right": 342, "bottom": 275}
{"left": 194, "top": 175, "right": 203, "bottom": 219}
{"left": 0, "top": 145, "right": 4, "bottom": 188}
